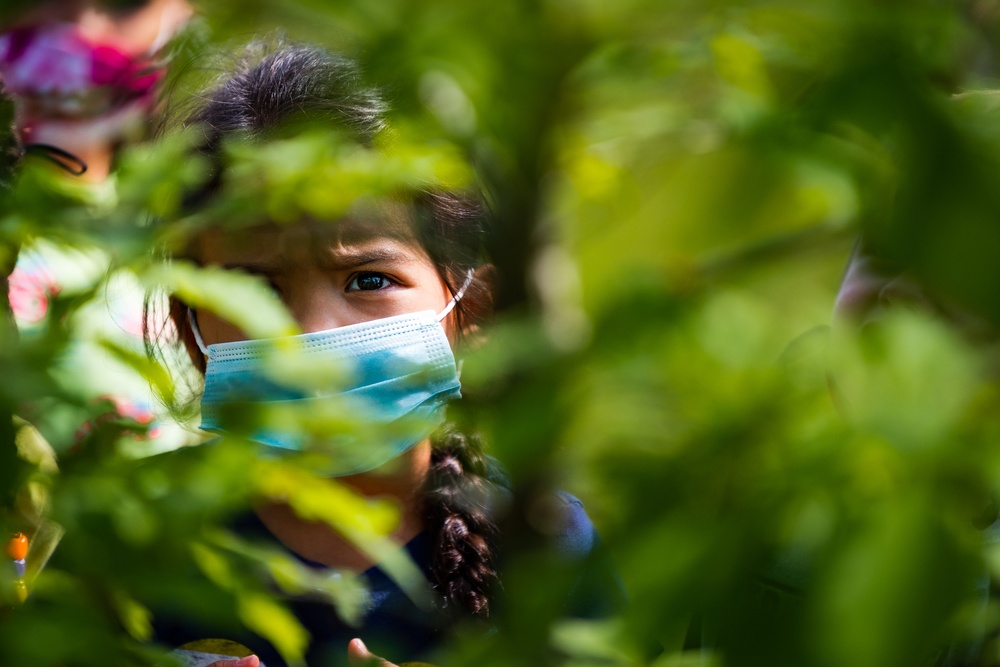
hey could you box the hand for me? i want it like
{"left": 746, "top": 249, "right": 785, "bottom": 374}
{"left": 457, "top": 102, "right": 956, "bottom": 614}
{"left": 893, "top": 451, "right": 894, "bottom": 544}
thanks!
{"left": 347, "top": 638, "right": 398, "bottom": 667}
{"left": 208, "top": 657, "right": 259, "bottom": 667}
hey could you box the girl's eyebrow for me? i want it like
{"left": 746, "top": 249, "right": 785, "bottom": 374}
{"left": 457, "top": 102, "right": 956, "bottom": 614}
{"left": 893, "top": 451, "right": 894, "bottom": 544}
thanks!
{"left": 321, "top": 245, "right": 418, "bottom": 269}
{"left": 218, "top": 244, "right": 419, "bottom": 273}
{"left": 221, "top": 261, "right": 282, "bottom": 275}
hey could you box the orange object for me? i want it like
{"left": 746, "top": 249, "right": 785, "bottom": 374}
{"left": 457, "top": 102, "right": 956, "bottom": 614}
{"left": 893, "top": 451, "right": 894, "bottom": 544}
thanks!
{"left": 5, "top": 532, "right": 28, "bottom": 561}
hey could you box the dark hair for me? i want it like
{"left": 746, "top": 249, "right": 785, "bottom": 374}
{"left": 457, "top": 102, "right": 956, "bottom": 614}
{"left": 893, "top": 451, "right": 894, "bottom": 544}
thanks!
{"left": 0, "top": 87, "right": 19, "bottom": 192}
{"left": 0, "top": 87, "right": 19, "bottom": 333}
{"left": 145, "top": 40, "right": 500, "bottom": 617}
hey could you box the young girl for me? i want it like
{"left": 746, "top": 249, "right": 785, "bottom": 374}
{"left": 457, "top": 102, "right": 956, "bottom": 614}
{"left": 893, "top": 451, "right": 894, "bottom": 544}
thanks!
{"left": 148, "top": 41, "right": 617, "bottom": 667}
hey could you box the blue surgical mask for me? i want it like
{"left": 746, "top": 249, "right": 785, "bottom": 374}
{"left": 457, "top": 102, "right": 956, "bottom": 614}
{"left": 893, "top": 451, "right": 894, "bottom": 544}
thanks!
{"left": 190, "top": 274, "right": 471, "bottom": 477}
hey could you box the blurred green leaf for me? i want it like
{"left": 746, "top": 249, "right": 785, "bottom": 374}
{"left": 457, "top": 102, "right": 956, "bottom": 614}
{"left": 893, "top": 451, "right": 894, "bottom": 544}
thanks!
{"left": 140, "top": 261, "right": 299, "bottom": 339}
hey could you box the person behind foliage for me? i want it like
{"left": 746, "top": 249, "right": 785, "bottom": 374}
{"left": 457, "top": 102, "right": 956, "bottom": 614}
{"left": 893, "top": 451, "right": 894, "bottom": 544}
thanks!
{"left": 144, "top": 40, "right": 622, "bottom": 667}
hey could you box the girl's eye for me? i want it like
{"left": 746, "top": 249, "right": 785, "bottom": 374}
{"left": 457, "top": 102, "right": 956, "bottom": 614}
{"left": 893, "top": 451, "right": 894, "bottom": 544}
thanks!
{"left": 347, "top": 272, "right": 391, "bottom": 291}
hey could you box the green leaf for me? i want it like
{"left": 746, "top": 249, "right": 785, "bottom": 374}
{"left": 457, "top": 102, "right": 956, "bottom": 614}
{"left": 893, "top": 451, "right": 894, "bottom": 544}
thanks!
{"left": 140, "top": 261, "right": 299, "bottom": 340}
{"left": 238, "top": 592, "right": 309, "bottom": 665}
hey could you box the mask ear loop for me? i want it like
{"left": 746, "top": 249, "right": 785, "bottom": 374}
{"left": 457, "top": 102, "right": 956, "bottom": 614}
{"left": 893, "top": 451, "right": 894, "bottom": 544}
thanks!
{"left": 436, "top": 270, "right": 476, "bottom": 322}
{"left": 437, "top": 270, "right": 476, "bottom": 379}
{"left": 187, "top": 308, "right": 210, "bottom": 356}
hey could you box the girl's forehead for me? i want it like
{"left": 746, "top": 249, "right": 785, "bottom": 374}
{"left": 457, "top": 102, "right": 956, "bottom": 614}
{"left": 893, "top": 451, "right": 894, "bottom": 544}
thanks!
{"left": 196, "top": 212, "right": 422, "bottom": 265}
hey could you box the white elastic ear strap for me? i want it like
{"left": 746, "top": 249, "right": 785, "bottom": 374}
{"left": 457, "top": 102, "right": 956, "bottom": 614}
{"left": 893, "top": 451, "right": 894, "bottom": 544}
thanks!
{"left": 436, "top": 270, "right": 476, "bottom": 322}
{"left": 187, "top": 309, "right": 210, "bottom": 355}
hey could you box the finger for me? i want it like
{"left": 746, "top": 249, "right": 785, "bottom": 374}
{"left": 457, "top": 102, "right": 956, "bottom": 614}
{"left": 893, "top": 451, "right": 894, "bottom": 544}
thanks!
{"left": 207, "top": 656, "right": 260, "bottom": 667}
{"left": 347, "top": 638, "right": 395, "bottom": 667}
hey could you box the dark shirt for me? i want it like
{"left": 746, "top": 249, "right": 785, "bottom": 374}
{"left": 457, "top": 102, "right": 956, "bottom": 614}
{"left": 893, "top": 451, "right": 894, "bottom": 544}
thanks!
{"left": 155, "top": 492, "right": 620, "bottom": 667}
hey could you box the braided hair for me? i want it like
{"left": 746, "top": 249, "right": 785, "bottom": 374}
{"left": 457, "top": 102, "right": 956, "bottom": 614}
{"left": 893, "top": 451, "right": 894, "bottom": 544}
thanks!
{"left": 426, "top": 428, "right": 500, "bottom": 617}
{"left": 147, "top": 38, "right": 501, "bottom": 617}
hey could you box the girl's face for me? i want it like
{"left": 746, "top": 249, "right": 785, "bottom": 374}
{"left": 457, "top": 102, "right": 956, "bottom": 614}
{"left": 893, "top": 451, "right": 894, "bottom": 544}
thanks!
{"left": 191, "top": 217, "right": 457, "bottom": 349}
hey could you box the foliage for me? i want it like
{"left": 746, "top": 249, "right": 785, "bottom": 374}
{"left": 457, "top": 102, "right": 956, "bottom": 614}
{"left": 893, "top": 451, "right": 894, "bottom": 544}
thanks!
{"left": 4, "top": 1, "right": 1000, "bottom": 666}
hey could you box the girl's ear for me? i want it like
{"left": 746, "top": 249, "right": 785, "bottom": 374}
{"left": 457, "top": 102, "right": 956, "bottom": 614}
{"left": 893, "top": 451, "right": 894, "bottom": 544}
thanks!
{"left": 457, "top": 263, "right": 496, "bottom": 342}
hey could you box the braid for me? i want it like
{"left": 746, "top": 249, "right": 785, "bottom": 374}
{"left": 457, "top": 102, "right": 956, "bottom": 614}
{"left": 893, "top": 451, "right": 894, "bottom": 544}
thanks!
{"left": 424, "top": 427, "right": 500, "bottom": 618}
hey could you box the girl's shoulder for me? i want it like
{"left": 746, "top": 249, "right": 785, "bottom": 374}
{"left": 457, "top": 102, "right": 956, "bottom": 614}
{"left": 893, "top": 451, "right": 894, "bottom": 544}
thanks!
{"left": 548, "top": 490, "right": 600, "bottom": 559}
{"left": 523, "top": 490, "right": 626, "bottom": 619}
{"left": 482, "top": 458, "right": 601, "bottom": 561}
